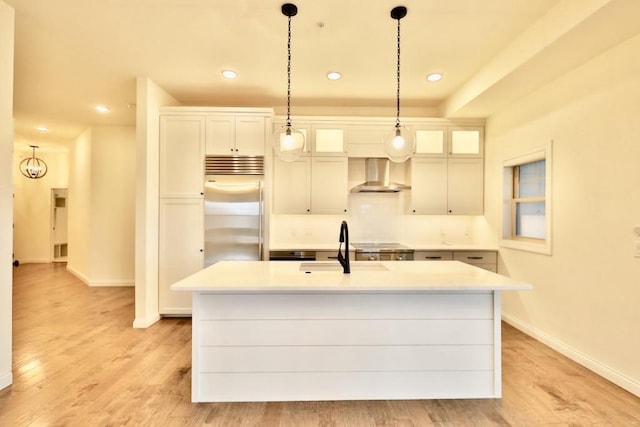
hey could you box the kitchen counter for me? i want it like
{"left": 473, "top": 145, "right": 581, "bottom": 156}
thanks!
{"left": 171, "top": 260, "right": 525, "bottom": 292}
{"left": 172, "top": 261, "right": 531, "bottom": 402}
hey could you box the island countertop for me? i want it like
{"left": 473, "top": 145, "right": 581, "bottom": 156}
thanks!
{"left": 171, "top": 260, "right": 532, "bottom": 293}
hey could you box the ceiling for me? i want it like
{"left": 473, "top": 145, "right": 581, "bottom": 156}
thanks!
{"left": 6, "top": 0, "right": 640, "bottom": 147}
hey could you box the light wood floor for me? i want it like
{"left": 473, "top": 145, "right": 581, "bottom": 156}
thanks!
{"left": 2, "top": 263, "right": 640, "bottom": 426}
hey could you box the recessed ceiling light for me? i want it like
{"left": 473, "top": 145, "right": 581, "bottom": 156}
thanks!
{"left": 35, "top": 126, "right": 49, "bottom": 132}
{"left": 327, "top": 72, "right": 341, "bottom": 80}
{"left": 95, "top": 105, "right": 110, "bottom": 113}
{"left": 427, "top": 73, "right": 443, "bottom": 82}
{"left": 222, "top": 70, "right": 237, "bottom": 79}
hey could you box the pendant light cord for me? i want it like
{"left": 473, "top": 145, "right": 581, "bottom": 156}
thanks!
{"left": 395, "top": 17, "right": 401, "bottom": 129}
{"left": 286, "top": 15, "right": 292, "bottom": 128}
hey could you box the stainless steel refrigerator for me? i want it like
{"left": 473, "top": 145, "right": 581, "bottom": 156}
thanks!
{"left": 204, "top": 157, "right": 264, "bottom": 267}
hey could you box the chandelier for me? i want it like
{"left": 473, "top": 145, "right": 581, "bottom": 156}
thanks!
{"left": 20, "top": 145, "right": 48, "bottom": 179}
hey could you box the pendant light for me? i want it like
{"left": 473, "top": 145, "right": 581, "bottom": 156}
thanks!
{"left": 272, "top": 3, "right": 305, "bottom": 162}
{"left": 20, "top": 145, "right": 48, "bottom": 179}
{"left": 383, "top": 6, "right": 414, "bottom": 163}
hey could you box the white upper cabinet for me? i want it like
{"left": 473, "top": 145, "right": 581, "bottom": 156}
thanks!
{"left": 414, "top": 126, "right": 483, "bottom": 158}
{"left": 272, "top": 157, "right": 312, "bottom": 214}
{"left": 414, "top": 129, "right": 446, "bottom": 157}
{"left": 206, "top": 115, "right": 266, "bottom": 156}
{"left": 408, "top": 157, "right": 484, "bottom": 215}
{"left": 447, "top": 158, "right": 484, "bottom": 215}
{"left": 272, "top": 120, "right": 346, "bottom": 156}
{"left": 449, "top": 127, "right": 483, "bottom": 157}
{"left": 160, "top": 115, "right": 205, "bottom": 198}
{"left": 346, "top": 125, "right": 388, "bottom": 158}
{"left": 311, "top": 157, "right": 348, "bottom": 214}
{"left": 272, "top": 156, "right": 348, "bottom": 214}
{"left": 407, "top": 158, "right": 448, "bottom": 214}
{"left": 311, "top": 125, "right": 346, "bottom": 156}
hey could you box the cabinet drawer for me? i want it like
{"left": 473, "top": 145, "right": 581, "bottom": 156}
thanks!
{"left": 414, "top": 251, "right": 453, "bottom": 261}
{"left": 453, "top": 251, "right": 497, "bottom": 265}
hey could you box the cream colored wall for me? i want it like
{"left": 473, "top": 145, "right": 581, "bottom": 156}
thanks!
{"left": 67, "top": 126, "right": 136, "bottom": 286}
{"left": 134, "top": 77, "right": 180, "bottom": 328}
{"left": 12, "top": 147, "right": 69, "bottom": 263}
{"left": 67, "top": 129, "right": 92, "bottom": 282}
{"left": 89, "top": 126, "right": 135, "bottom": 285}
{"left": 0, "top": 0, "right": 14, "bottom": 391}
{"left": 485, "top": 33, "right": 640, "bottom": 396}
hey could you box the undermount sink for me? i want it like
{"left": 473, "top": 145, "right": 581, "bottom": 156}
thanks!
{"left": 299, "top": 262, "right": 389, "bottom": 272}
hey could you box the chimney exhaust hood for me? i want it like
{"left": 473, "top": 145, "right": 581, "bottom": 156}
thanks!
{"left": 350, "top": 158, "right": 411, "bottom": 193}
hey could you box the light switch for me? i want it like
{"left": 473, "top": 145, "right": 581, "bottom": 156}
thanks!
{"left": 635, "top": 241, "right": 640, "bottom": 258}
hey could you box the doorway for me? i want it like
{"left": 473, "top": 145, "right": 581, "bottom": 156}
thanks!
{"left": 51, "top": 188, "right": 68, "bottom": 262}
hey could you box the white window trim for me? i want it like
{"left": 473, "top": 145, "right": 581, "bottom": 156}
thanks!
{"left": 500, "top": 141, "right": 552, "bottom": 255}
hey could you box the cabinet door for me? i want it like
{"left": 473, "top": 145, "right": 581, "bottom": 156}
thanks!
{"left": 160, "top": 115, "right": 205, "bottom": 198}
{"left": 414, "top": 129, "right": 447, "bottom": 157}
{"left": 447, "top": 158, "right": 484, "bottom": 215}
{"left": 273, "top": 157, "right": 311, "bottom": 214}
{"left": 158, "top": 199, "right": 204, "bottom": 314}
{"left": 409, "top": 158, "right": 448, "bottom": 214}
{"left": 414, "top": 251, "right": 453, "bottom": 261}
{"left": 346, "top": 125, "right": 387, "bottom": 158}
{"left": 311, "top": 157, "right": 348, "bottom": 214}
{"left": 205, "top": 115, "right": 235, "bottom": 155}
{"left": 312, "top": 125, "right": 346, "bottom": 156}
{"left": 235, "top": 116, "right": 266, "bottom": 156}
{"left": 448, "top": 127, "right": 483, "bottom": 158}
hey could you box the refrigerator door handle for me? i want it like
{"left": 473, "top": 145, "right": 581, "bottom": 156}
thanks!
{"left": 258, "top": 182, "right": 263, "bottom": 260}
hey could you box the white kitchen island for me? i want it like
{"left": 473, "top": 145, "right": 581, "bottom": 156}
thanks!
{"left": 171, "top": 260, "right": 532, "bottom": 402}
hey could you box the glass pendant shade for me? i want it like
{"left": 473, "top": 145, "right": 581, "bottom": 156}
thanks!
{"left": 383, "top": 125, "right": 414, "bottom": 163}
{"left": 272, "top": 125, "right": 305, "bottom": 162}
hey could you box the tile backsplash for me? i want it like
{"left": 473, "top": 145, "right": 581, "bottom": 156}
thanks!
{"left": 270, "top": 192, "right": 496, "bottom": 246}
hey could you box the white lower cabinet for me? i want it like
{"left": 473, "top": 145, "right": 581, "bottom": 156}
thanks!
{"left": 453, "top": 251, "right": 497, "bottom": 273}
{"left": 273, "top": 157, "right": 348, "bottom": 214}
{"left": 414, "top": 250, "right": 497, "bottom": 272}
{"left": 159, "top": 198, "right": 204, "bottom": 314}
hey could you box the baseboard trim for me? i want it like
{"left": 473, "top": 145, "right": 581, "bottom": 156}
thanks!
{"left": 13, "top": 258, "right": 49, "bottom": 264}
{"left": 133, "top": 315, "right": 160, "bottom": 329}
{"left": 65, "top": 265, "right": 89, "bottom": 285}
{"left": 502, "top": 313, "right": 640, "bottom": 398}
{"left": 0, "top": 370, "right": 13, "bottom": 391}
{"left": 89, "top": 280, "right": 134, "bottom": 288}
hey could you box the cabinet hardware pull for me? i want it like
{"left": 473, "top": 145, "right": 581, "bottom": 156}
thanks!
{"left": 467, "top": 256, "right": 483, "bottom": 260}
{"left": 425, "top": 256, "right": 442, "bottom": 259}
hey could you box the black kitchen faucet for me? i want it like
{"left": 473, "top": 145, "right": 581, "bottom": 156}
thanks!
{"left": 337, "top": 220, "right": 350, "bottom": 274}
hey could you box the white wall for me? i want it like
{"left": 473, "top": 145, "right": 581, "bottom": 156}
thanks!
{"left": 0, "top": 0, "right": 14, "bottom": 391}
{"left": 134, "top": 77, "right": 180, "bottom": 328}
{"left": 90, "top": 126, "right": 136, "bottom": 285}
{"left": 67, "top": 129, "right": 92, "bottom": 282}
{"left": 67, "top": 126, "right": 136, "bottom": 286}
{"left": 485, "top": 33, "right": 640, "bottom": 396}
{"left": 13, "top": 146, "right": 69, "bottom": 263}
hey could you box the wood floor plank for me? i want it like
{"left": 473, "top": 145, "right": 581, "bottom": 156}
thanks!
{"left": 1, "top": 262, "right": 640, "bottom": 426}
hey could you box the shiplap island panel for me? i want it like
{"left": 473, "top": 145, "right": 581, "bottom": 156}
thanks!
{"left": 171, "top": 260, "right": 532, "bottom": 402}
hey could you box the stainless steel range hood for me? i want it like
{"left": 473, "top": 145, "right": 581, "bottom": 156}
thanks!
{"left": 350, "top": 158, "right": 410, "bottom": 193}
